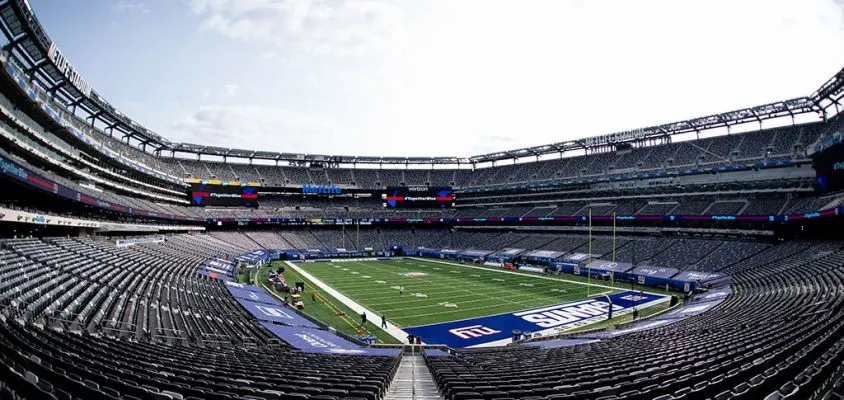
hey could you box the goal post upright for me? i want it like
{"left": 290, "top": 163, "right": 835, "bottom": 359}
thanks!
{"left": 612, "top": 211, "right": 616, "bottom": 291}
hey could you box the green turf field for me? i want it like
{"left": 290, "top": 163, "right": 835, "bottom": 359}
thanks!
{"left": 293, "top": 258, "right": 624, "bottom": 328}
{"left": 256, "top": 264, "right": 402, "bottom": 344}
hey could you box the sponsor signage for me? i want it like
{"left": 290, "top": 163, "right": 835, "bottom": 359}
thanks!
{"left": 582, "top": 128, "right": 647, "bottom": 147}
{"left": 302, "top": 184, "right": 342, "bottom": 195}
{"left": 259, "top": 322, "right": 401, "bottom": 355}
{"left": 383, "top": 187, "right": 454, "bottom": 208}
{"left": 234, "top": 297, "right": 318, "bottom": 328}
{"left": 226, "top": 285, "right": 278, "bottom": 305}
{"left": 673, "top": 270, "right": 726, "bottom": 283}
{"left": 404, "top": 291, "right": 667, "bottom": 348}
{"left": 583, "top": 260, "right": 634, "bottom": 273}
{"left": 224, "top": 281, "right": 264, "bottom": 292}
{"left": 190, "top": 183, "right": 259, "bottom": 207}
{"left": 47, "top": 42, "right": 93, "bottom": 97}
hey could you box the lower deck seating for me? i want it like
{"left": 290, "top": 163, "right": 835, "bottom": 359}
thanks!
{"left": 427, "top": 240, "right": 844, "bottom": 400}
{"left": 0, "top": 322, "right": 400, "bottom": 400}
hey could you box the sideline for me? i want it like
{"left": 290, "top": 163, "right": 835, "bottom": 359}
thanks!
{"left": 286, "top": 261, "right": 411, "bottom": 343}
{"left": 411, "top": 257, "right": 665, "bottom": 296}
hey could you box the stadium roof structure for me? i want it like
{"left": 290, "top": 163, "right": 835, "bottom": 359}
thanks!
{"left": 167, "top": 142, "right": 469, "bottom": 165}
{"left": 0, "top": 0, "right": 842, "bottom": 166}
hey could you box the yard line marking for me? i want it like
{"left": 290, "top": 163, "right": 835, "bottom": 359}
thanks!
{"left": 299, "top": 259, "right": 599, "bottom": 327}
{"left": 359, "top": 261, "right": 542, "bottom": 309}
{"left": 412, "top": 257, "right": 656, "bottom": 294}
{"left": 285, "top": 261, "right": 409, "bottom": 342}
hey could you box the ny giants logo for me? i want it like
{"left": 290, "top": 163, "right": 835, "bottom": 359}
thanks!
{"left": 515, "top": 300, "right": 620, "bottom": 329}
{"left": 448, "top": 325, "right": 501, "bottom": 339}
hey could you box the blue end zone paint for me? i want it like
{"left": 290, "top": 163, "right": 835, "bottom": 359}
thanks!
{"left": 404, "top": 291, "right": 667, "bottom": 348}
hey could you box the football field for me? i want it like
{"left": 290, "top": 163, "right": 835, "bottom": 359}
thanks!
{"left": 294, "top": 258, "right": 617, "bottom": 328}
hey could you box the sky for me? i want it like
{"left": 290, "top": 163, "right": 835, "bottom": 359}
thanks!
{"left": 24, "top": 0, "right": 844, "bottom": 159}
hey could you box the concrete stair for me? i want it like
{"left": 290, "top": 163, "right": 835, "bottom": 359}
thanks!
{"left": 385, "top": 354, "right": 442, "bottom": 400}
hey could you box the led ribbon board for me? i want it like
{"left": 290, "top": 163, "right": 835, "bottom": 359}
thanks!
{"left": 383, "top": 187, "right": 454, "bottom": 208}
{"left": 189, "top": 183, "right": 259, "bottom": 207}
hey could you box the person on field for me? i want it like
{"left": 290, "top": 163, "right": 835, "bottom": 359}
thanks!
{"left": 361, "top": 311, "right": 367, "bottom": 325}
{"left": 399, "top": 286, "right": 404, "bottom": 295}
{"left": 381, "top": 314, "right": 388, "bottom": 329}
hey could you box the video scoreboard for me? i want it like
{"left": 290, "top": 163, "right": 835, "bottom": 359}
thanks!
{"left": 813, "top": 140, "right": 844, "bottom": 193}
{"left": 189, "top": 183, "right": 259, "bottom": 207}
{"left": 383, "top": 187, "right": 455, "bottom": 208}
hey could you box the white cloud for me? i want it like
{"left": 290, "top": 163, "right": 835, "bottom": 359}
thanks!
{"left": 137, "top": 0, "right": 844, "bottom": 157}
{"left": 223, "top": 84, "right": 239, "bottom": 96}
{"left": 171, "top": 105, "right": 341, "bottom": 152}
{"left": 188, "top": 0, "right": 406, "bottom": 58}
{"left": 260, "top": 51, "right": 282, "bottom": 61}
{"left": 113, "top": 1, "right": 150, "bottom": 15}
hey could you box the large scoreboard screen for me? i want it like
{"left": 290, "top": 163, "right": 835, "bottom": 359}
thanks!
{"left": 189, "top": 183, "right": 259, "bottom": 207}
{"left": 814, "top": 141, "right": 844, "bottom": 193}
{"left": 383, "top": 187, "right": 455, "bottom": 208}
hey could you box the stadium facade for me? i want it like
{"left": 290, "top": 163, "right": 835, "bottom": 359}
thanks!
{"left": 0, "top": 0, "right": 844, "bottom": 399}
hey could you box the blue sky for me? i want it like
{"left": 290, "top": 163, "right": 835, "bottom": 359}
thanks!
{"left": 27, "top": 0, "right": 844, "bottom": 158}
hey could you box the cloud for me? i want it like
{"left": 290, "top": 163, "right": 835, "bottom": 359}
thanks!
{"left": 188, "top": 0, "right": 406, "bottom": 58}
{"left": 156, "top": 0, "right": 844, "bottom": 159}
{"left": 223, "top": 84, "right": 239, "bottom": 96}
{"left": 260, "top": 51, "right": 282, "bottom": 61}
{"left": 171, "top": 105, "right": 339, "bottom": 152}
{"left": 113, "top": 1, "right": 150, "bottom": 15}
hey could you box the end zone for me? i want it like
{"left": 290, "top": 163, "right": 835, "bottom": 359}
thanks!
{"left": 404, "top": 291, "right": 668, "bottom": 348}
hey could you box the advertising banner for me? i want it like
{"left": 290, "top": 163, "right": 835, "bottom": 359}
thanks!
{"left": 259, "top": 322, "right": 401, "bottom": 356}
{"left": 234, "top": 297, "right": 318, "bottom": 328}
{"left": 226, "top": 285, "right": 277, "bottom": 305}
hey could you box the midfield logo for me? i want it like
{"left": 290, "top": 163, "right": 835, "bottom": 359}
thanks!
{"left": 448, "top": 325, "right": 501, "bottom": 339}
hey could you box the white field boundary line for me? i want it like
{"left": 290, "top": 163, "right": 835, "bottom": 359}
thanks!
{"left": 310, "top": 260, "right": 565, "bottom": 323}
{"left": 376, "top": 291, "right": 604, "bottom": 321}
{"left": 316, "top": 259, "right": 602, "bottom": 318}
{"left": 304, "top": 258, "right": 666, "bottom": 335}
{"left": 346, "top": 259, "right": 584, "bottom": 295}
{"left": 329, "top": 261, "right": 590, "bottom": 289}
{"left": 318, "top": 272, "right": 583, "bottom": 295}
{"left": 412, "top": 258, "right": 666, "bottom": 296}
{"left": 348, "top": 260, "right": 567, "bottom": 310}
{"left": 362, "top": 290, "right": 585, "bottom": 307}
{"left": 336, "top": 261, "right": 615, "bottom": 326}
{"left": 342, "top": 260, "right": 540, "bottom": 311}
{"left": 285, "top": 261, "right": 410, "bottom": 343}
